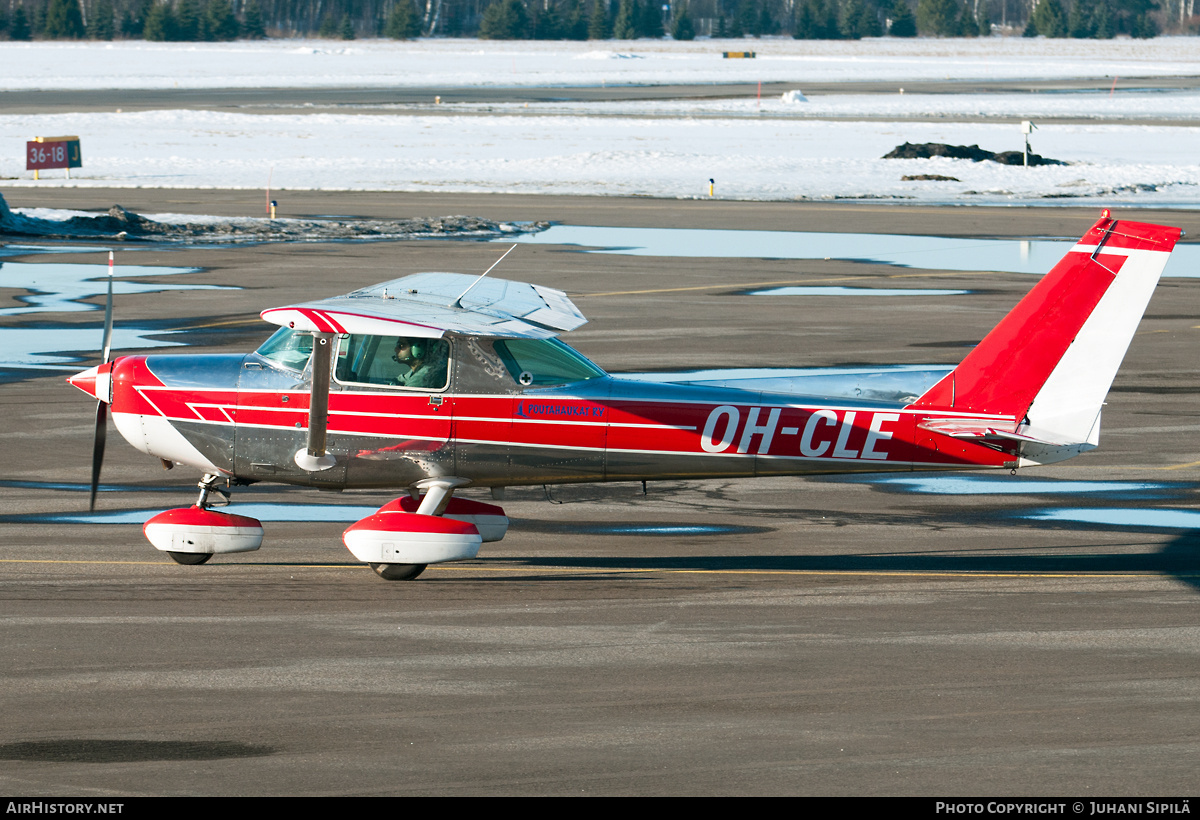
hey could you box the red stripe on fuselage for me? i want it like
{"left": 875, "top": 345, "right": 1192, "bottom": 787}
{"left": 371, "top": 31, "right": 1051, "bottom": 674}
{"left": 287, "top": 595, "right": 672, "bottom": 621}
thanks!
{"left": 109, "top": 373, "right": 1015, "bottom": 469}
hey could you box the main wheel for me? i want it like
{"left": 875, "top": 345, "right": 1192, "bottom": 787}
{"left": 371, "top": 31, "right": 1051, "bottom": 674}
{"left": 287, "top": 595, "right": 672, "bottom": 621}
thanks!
{"left": 167, "top": 551, "right": 213, "bottom": 565}
{"left": 370, "top": 562, "right": 426, "bottom": 581}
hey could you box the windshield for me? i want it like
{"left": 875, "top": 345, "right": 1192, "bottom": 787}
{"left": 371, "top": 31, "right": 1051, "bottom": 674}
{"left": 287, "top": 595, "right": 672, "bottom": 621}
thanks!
{"left": 494, "top": 338, "right": 606, "bottom": 387}
{"left": 255, "top": 328, "right": 314, "bottom": 371}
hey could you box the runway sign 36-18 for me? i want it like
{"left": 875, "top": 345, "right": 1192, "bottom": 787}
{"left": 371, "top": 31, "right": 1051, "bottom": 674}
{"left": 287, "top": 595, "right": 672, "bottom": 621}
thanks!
{"left": 27, "top": 136, "right": 82, "bottom": 180}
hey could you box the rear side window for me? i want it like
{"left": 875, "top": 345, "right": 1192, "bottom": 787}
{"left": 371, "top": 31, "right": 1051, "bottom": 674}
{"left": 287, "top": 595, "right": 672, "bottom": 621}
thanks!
{"left": 494, "top": 338, "right": 605, "bottom": 387}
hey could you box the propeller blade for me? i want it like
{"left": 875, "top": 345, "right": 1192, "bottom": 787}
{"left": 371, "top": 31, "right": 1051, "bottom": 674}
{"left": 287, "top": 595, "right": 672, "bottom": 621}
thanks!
{"left": 101, "top": 251, "right": 114, "bottom": 364}
{"left": 90, "top": 399, "right": 107, "bottom": 512}
{"left": 90, "top": 251, "right": 115, "bottom": 511}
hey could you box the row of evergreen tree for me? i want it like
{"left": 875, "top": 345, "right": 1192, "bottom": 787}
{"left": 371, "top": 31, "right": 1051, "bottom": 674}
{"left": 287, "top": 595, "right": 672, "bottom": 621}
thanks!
{"left": 476, "top": 0, "right": 680, "bottom": 40}
{"left": 0, "top": 0, "right": 266, "bottom": 39}
{"left": 0, "top": 0, "right": 1186, "bottom": 41}
{"left": 1023, "top": 0, "right": 1160, "bottom": 37}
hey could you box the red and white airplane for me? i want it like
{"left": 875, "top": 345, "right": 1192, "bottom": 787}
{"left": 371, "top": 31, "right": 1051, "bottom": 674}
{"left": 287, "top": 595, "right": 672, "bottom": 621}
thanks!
{"left": 68, "top": 212, "right": 1182, "bottom": 580}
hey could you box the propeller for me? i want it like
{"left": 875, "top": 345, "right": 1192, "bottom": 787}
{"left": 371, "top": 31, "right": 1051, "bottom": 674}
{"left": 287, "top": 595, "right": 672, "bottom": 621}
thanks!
{"left": 89, "top": 251, "right": 114, "bottom": 512}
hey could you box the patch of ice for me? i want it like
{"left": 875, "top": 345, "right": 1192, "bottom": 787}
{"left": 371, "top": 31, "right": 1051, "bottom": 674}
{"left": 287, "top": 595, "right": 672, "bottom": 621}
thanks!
{"left": 0, "top": 193, "right": 549, "bottom": 243}
{"left": 0, "top": 326, "right": 186, "bottom": 371}
{"left": 0, "top": 259, "right": 226, "bottom": 317}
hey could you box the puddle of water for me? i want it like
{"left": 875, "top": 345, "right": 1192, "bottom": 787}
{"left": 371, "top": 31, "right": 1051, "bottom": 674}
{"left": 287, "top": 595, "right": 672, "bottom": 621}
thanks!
{"left": 750, "top": 286, "right": 970, "bottom": 297}
{"left": 0, "top": 259, "right": 233, "bottom": 317}
{"left": 511, "top": 226, "right": 1200, "bottom": 278}
{"left": 0, "top": 244, "right": 102, "bottom": 257}
{"left": 1025, "top": 507, "right": 1200, "bottom": 529}
{"left": 1, "top": 326, "right": 185, "bottom": 371}
{"left": 0, "top": 255, "right": 238, "bottom": 376}
{"left": 22, "top": 503, "right": 383, "bottom": 525}
{"left": 0, "top": 480, "right": 180, "bottom": 493}
{"left": 857, "top": 475, "right": 1174, "bottom": 495}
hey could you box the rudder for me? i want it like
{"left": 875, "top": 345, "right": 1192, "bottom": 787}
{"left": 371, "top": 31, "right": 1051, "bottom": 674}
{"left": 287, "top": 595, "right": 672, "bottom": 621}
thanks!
{"left": 909, "top": 213, "right": 1181, "bottom": 457}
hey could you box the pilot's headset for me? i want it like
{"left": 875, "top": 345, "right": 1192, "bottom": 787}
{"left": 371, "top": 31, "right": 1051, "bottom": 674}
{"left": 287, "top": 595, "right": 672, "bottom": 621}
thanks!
{"left": 393, "top": 338, "right": 427, "bottom": 364}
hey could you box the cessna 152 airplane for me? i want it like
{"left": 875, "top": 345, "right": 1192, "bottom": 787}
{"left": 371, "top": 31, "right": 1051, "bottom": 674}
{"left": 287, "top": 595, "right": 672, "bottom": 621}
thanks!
{"left": 68, "top": 213, "right": 1182, "bottom": 580}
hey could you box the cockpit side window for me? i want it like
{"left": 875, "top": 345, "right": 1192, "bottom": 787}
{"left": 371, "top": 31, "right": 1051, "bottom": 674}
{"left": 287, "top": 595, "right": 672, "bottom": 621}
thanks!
{"left": 255, "top": 328, "right": 314, "bottom": 372}
{"left": 334, "top": 334, "right": 450, "bottom": 391}
{"left": 494, "top": 338, "right": 605, "bottom": 387}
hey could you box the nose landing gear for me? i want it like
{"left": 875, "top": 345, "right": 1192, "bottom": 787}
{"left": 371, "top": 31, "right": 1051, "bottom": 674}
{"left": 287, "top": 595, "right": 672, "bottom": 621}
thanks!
{"left": 144, "top": 474, "right": 264, "bottom": 565}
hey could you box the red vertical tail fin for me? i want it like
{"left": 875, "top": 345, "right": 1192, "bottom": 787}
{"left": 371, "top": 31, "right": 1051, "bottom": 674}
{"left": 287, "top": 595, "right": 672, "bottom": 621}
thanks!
{"left": 909, "top": 213, "right": 1180, "bottom": 461}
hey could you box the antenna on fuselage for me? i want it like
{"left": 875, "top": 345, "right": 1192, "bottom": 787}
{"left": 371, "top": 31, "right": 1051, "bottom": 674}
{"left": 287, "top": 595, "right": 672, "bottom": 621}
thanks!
{"left": 449, "top": 244, "right": 518, "bottom": 309}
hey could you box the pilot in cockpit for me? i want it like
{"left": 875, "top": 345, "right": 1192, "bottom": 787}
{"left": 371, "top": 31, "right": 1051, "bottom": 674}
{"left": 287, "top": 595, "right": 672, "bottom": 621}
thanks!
{"left": 392, "top": 337, "right": 448, "bottom": 389}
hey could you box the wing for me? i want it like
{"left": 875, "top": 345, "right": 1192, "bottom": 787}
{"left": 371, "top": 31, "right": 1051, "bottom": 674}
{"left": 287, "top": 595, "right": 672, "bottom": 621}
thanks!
{"left": 261, "top": 272, "right": 587, "bottom": 340}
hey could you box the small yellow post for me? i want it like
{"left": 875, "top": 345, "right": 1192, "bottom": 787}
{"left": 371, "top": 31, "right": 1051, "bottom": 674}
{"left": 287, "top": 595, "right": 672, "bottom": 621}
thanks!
{"left": 708, "top": 178, "right": 714, "bottom": 197}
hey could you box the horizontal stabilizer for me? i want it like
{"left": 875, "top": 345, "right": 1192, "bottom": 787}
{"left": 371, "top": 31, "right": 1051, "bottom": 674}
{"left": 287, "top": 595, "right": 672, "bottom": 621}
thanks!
{"left": 917, "top": 418, "right": 1086, "bottom": 448}
{"left": 917, "top": 417, "right": 1013, "bottom": 441}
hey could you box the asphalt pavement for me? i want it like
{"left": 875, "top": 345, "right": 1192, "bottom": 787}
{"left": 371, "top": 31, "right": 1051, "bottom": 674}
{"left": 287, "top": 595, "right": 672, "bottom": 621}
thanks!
{"left": 1, "top": 191, "right": 1198, "bottom": 796}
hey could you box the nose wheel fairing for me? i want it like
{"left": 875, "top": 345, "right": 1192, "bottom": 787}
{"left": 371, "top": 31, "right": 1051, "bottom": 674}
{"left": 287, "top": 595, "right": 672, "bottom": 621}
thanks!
{"left": 143, "top": 505, "right": 264, "bottom": 556}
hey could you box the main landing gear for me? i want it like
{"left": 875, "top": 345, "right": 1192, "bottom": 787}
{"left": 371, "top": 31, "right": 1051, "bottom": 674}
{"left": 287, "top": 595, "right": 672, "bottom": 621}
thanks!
{"left": 142, "top": 475, "right": 509, "bottom": 581}
{"left": 342, "top": 478, "right": 508, "bottom": 581}
{"left": 143, "top": 474, "right": 265, "bottom": 565}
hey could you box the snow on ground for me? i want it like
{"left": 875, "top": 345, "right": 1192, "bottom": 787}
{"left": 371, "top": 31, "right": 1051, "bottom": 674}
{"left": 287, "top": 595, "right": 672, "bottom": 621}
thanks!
{"left": 2, "top": 108, "right": 1197, "bottom": 205}
{"left": 455, "top": 89, "right": 1200, "bottom": 121}
{"left": 1, "top": 38, "right": 1198, "bottom": 205}
{"left": 2, "top": 37, "right": 1199, "bottom": 90}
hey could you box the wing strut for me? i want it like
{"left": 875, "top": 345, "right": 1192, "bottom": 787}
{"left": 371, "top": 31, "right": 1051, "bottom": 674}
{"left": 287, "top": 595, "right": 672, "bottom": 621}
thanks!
{"left": 295, "top": 332, "right": 337, "bottom": 472}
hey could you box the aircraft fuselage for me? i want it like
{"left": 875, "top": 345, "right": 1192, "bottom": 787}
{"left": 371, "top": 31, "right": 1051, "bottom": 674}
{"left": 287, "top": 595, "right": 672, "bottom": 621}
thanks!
{"left": 103, "top": 350, "right": 1017, "bottom": 491}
